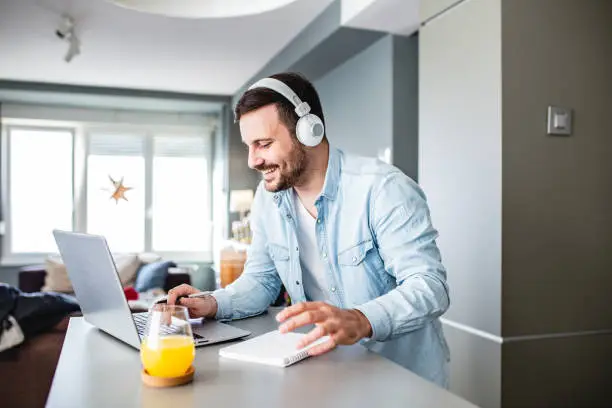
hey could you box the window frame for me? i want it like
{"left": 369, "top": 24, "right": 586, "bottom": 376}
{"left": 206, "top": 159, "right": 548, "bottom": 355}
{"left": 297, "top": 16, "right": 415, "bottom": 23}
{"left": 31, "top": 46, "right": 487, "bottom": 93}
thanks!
{"left": 1, "top": 119, "right": 214, "bottom": 265}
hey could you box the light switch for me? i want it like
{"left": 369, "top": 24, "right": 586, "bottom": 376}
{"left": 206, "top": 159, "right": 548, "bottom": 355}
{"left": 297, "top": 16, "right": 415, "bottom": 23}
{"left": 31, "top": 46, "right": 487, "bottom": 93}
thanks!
{"left": 553, "top": 112, "right": 568, "bottom": 129}
{"left": 547, "top": 106, "right": 572, "bottom": 136}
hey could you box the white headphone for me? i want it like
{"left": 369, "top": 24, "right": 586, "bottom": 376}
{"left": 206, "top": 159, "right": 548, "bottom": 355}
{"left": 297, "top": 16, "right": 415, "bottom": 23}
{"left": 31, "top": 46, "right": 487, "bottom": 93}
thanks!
{"left": 248, "top": 77, "right": 325, "bottom": 147}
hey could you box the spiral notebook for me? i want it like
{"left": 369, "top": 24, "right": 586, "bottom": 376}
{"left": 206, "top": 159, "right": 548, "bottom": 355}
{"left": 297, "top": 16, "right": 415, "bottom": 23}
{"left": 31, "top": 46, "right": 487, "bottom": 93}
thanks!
{"left": 218, "top": 330, "right": 330, "bottom": 367}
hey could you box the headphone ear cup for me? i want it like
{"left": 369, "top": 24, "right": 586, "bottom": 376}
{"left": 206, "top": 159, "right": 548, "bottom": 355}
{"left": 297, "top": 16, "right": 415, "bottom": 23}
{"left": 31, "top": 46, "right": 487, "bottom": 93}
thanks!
{"left": 296, "top": 114, "right": 325, "bottom": 147}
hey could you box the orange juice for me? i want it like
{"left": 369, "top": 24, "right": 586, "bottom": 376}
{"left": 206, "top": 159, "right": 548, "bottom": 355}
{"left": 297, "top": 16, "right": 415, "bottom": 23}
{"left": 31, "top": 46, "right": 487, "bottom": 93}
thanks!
{"left": 140, "top": 335, "right": 195, "bottom": 378}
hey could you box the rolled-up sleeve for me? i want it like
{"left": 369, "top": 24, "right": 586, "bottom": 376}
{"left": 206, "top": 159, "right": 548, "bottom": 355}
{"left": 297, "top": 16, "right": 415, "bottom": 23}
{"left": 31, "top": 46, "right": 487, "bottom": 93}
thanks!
{"left": 212, "top": 183, "right": 282, "bottom": 321}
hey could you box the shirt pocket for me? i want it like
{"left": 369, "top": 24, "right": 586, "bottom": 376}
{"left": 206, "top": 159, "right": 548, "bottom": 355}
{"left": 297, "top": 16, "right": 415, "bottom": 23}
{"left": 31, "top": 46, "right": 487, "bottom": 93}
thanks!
{"left": 267, "top": 242, "right": 290, "bottom": 277}
{"left": 338, "top": 240, "right": 389, "bottom": 286}
{"left": 338, "top": 239, "right": 375, "bottom": 266}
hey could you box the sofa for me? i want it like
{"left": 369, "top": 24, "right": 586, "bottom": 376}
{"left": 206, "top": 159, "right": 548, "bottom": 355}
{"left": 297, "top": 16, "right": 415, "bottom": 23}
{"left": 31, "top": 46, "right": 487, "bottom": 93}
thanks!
{"left": 18, "top": 264, "right": 191, "bottom": 294}
{"left": 0, "top": 264, "right": 191, "bottom": 408}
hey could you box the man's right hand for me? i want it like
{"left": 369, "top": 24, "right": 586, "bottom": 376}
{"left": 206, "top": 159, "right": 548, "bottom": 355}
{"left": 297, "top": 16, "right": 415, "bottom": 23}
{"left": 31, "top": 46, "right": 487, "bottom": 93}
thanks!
{"left": 166, "top": 284, "right": 218, "bottom": 319}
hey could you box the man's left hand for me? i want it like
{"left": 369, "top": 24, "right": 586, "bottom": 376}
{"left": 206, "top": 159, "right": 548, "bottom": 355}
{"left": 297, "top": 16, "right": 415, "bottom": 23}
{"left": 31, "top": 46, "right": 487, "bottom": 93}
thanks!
{"left": 276, "top": 301, "right": 373, "bottom": 356}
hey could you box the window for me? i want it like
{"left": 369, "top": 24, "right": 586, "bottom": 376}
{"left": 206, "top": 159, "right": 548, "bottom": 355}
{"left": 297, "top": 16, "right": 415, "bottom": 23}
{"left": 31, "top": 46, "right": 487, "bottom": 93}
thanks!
{"left": 87, "top": 133, "right": 146, "bottom": 253}
{"left": 1, "top": 113, "right": 214, "bottom": 264}
{"left": 152, "top": 136, "right": 210, "bottom": 252}
{"left": 5, "top": 127, "right": 74, "bottom": 254}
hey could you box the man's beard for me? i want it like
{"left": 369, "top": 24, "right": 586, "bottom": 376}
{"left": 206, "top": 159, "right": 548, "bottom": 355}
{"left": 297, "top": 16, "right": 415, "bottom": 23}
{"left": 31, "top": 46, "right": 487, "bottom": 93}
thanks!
{"left": 256, "top": 141, "right": 307, "bottom": 192}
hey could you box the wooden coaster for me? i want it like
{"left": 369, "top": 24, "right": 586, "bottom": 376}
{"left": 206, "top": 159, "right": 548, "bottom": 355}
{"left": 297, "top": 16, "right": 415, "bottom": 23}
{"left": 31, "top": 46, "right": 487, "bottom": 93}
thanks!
{"left": 141, "top": 365, "right": 195, "bottom": 388}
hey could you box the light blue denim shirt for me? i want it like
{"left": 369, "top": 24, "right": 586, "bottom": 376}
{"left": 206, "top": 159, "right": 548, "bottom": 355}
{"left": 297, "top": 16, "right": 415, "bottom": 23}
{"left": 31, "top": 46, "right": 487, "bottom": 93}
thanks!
{"left": 213, "top": 147, "right": 451, "bottom": 387}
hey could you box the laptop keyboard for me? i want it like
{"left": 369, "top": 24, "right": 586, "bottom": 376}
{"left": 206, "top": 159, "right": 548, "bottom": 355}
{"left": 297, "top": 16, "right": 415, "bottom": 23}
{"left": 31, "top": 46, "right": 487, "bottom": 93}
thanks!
{"left": 133, "top": 313, "right": 206, "bottom": 341}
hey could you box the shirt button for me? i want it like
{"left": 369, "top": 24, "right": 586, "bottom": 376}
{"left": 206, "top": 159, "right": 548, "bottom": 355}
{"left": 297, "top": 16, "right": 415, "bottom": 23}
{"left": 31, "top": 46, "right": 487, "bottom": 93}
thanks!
{"left": 330, "top": 287, "right": 336, "bottom": 293}
{"left": 295, "top": 247, "right": 299, "bottom": 252}
{"left": 322, "top": 252, "right": 327, "bottom": 259}
{"left": 317, "top": 219, "right": 321, "bottom": 224}
{"left": 286, "top": 213, "right": 292, "bottom": 219}
{"left": 296, "top": 281, "right": 300, "bottom": 285}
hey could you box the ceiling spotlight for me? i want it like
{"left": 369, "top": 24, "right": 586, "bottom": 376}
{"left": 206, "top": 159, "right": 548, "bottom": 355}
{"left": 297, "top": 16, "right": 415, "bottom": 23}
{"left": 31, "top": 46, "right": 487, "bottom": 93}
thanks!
{"left": 55, "top": 15, "right": 80, "bottom": 63}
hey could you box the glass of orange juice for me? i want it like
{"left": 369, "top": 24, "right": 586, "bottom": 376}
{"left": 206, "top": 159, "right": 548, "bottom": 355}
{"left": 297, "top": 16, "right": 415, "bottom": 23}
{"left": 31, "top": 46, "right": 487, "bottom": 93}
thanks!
{"left": 140, "top": 304, "right": 195, "bottom": 378}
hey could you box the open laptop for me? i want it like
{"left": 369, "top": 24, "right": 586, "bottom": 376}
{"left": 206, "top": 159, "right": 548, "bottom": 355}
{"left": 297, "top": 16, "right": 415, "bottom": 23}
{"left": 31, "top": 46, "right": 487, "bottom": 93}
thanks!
{"left": 52, "top": 229, "right": 251, "bottom": 350}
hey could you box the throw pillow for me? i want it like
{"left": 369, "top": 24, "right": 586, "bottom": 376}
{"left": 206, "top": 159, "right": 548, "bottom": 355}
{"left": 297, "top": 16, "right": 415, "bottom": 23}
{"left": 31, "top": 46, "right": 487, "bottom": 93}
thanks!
{"left": 138, "top": 253, "right": 162, "bottom": 264}
{"left": 134, "top": 261, "right": 176, "bottom": 293}
{"left": 42, "top": 257, "right": 73, "bottom": 293}
{"left": 114, "top": 254, "right": 142, "bottom": 287}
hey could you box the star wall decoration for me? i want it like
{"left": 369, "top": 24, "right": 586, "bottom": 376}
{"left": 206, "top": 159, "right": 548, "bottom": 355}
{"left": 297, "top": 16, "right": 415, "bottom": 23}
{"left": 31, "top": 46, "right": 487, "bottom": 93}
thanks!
{"left": 106, "top": 175, "right": 132, "bottom": 204}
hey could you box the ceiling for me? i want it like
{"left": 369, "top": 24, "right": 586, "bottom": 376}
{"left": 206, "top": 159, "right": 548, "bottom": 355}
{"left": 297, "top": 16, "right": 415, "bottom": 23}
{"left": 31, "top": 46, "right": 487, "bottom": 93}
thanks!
{"left": 109, "top": 0, "right": 300, "bottom": 19}
{"left": 342, "top": 0, "right": 420, "bottom": 36}
{"left": 0, "top": 0, "right": 334, "bottom": 96}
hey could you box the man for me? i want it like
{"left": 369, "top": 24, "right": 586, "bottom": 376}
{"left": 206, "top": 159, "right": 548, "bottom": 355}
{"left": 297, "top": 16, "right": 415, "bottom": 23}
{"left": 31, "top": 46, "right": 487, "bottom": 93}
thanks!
{"left": 168, "top": 72, "right": 451, "bottom": 387}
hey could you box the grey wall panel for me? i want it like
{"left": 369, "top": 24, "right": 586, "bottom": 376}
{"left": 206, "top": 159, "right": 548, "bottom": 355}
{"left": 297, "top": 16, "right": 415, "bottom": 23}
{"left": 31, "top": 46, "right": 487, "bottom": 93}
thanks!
{"left": 501, "top": 0, "right": 612, "bottom": 336}
{"left": 227, "top": 122, "right": 259, "bottom": 192}
{"left": 502, "top": 333, "right": 612, "bottom": 408}
{"left": 315, "top": 35, "right": 393, "bottom": 158}
{"left": 392, "top": 34, "right": 419, "bottom": 181}
{"left": 212, "top": 106, "right": 230, "bottom": 242}
{"left": 288, "top": 27, "right": 385, "bottom": 83}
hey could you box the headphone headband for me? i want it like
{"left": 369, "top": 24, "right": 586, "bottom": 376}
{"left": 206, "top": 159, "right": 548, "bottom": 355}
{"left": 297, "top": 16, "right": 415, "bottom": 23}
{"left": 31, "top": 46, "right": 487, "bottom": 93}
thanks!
{"left": 248, "top": 78, "right": 311, "bottom": 117}
{"left": 246, "top": 76, "right": 324, "bottom": 147}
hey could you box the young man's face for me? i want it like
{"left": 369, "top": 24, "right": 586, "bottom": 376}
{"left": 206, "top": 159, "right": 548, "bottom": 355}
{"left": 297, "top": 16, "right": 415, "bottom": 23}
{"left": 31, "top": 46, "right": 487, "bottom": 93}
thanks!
{"left": 240, "top": 104, "right": 307, "bottom": 192}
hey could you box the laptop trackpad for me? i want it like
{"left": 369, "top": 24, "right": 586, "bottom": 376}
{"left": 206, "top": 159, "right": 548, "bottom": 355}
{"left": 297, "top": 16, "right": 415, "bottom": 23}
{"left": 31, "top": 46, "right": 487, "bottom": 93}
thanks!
{"left": 191, "top": 319, "right": 250, "bottom": 345}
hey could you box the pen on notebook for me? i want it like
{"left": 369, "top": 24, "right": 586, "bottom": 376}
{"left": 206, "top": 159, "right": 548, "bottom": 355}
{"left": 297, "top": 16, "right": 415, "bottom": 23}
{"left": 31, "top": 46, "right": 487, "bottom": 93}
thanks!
{"left": 155, "top": 291, "right": 212, "bottom": 304}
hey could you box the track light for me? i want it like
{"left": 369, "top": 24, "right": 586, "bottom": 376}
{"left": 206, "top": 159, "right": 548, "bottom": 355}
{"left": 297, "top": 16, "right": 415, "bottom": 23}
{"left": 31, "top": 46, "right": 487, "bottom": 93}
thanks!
{"left": 55, "top": 15, "right": 80, "bottom": 63}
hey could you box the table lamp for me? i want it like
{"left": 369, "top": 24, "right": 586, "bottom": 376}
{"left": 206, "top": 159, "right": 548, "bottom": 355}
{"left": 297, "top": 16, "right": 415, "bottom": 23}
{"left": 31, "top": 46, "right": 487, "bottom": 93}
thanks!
{"left": 229, "top": 189, "right": 254, "bottom": 220}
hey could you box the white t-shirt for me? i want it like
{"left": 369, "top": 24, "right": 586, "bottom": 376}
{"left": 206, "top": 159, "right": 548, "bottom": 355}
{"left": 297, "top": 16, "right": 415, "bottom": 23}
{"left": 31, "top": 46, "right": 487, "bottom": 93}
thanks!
{"left": 292, "top": 189, "right": 329, "bottom": 302}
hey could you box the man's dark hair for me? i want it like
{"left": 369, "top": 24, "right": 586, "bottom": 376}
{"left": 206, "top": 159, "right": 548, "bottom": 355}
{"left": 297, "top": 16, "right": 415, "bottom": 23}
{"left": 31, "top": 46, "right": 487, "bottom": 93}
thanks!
{"left": 234, "top": 72, "right": 325, "bottom": 139}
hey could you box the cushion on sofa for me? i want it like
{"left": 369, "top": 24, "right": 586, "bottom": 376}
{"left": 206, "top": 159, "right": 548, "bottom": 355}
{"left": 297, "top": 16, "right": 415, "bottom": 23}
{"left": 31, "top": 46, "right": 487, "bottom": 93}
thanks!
{"left": 134, "top": 261, "right": 177, "bottom": 292}
{"left": 137, "top": 253, "right": 162, "bottom": 264}
{"left": 114, "top": 254, "right": 142, "bottom": 286}
{"left": 42, "top": 258, "right": 72, "bottom": 293}
{"left": 42, "top": 254, "right": 142, "bottom": 293}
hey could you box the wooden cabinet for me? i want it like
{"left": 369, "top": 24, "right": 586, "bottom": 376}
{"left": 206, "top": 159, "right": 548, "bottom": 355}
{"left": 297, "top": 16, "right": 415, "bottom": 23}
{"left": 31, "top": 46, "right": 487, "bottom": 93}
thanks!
{"left": 219, "top": 240, "right": 249, "bottom": 288}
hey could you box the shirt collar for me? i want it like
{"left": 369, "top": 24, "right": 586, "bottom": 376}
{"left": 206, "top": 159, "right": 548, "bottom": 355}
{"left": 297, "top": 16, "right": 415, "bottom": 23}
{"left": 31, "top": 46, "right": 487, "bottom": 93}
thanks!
{"left": 318, "top": 146, "right": 341, "bottom": 201}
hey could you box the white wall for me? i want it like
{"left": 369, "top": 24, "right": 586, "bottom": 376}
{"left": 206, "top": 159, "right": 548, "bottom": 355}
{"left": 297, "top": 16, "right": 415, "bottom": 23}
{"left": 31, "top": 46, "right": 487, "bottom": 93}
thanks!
{"left": 420, "top": 0, "right": 502, "bottom": 337}
{"left": 420, "top": 0, "right": 465, "bottom": 22}
{"left": 419, "top": 0, "right": 502, "bottom": 406}
{"left": 340, "top": 0, "right": 376, "bottom": 24}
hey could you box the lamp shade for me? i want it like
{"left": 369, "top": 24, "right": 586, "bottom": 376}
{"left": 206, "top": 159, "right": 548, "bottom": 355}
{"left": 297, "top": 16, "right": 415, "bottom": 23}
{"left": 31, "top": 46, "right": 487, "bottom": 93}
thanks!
{"left": 229, "top": 189, "right": 254, "bottom": 214}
